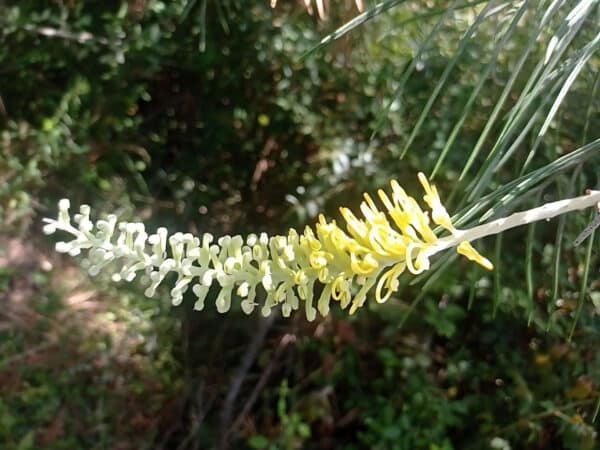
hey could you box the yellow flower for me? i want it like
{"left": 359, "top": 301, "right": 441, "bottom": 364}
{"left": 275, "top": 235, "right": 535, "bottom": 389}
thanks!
{"left": 417, "top": 172, "right": 455, "bottom": 232}
{"left": 310, "top": 172, "right": 492, "bottom": 314}
{"left": 456, "top": 241, "right": 493, "bottom": 271}
{"left": 44, "top": 173, "right": 492, "bottom": 320}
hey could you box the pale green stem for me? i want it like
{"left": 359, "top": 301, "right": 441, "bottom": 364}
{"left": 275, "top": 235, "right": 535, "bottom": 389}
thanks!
{"left": 432, "top": 190, "right": 600, "bottom": 255}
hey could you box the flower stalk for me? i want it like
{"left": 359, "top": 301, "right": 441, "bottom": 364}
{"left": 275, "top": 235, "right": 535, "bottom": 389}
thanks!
{"left": 42, "top": 175, "right": 600, "bottom": 320}
{"left": 430, "top": 189, "right": 600, "bottom": 255}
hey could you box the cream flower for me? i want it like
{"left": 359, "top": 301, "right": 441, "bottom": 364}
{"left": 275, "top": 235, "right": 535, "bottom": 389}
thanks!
{"left": 43, "top": 174, "right": 493, "bottom": 320}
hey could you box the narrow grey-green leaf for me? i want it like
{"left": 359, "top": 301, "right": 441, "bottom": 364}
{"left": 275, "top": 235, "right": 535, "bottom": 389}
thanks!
{"left": 430, "top": 0, "right": 529, "bottom": 178}
{"left": 525, "top": 221, "right": 536, "bottom": 325}
{"left": 568, "top": 213, "right": 595, "bottom": 341}
{"left": 458, "top": 0, "right": 562, "bottom": 182}
{"left": 493, "top": 232, "right": 502, "bottom": 318}
{"left": 305, "top": 0, "right": 407, "bottom": 57}
{"left": 466, "top": 0, "right": 592, "bottom": 201}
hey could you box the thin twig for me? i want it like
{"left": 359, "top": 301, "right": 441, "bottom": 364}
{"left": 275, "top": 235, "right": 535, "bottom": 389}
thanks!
{"left": 229, "top": 331, "right": 298, "bottom": 437}
{"left": 22, "top": 24, "right": 111, "bottom": 45}
{"left": 217, "top": 315, "right": 275, "bottom": 450}
{"left": 0, "top": 94, "right": 6, "bottom": 120}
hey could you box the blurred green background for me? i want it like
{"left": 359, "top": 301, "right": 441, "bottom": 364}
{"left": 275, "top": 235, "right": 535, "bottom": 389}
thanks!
{"left": 0, "top": 0, "right": 598, "bottom": 449}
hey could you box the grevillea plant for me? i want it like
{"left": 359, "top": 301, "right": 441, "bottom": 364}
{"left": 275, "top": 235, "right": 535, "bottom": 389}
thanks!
{"left": 43, "top": 174, "right": 600, "bottom": 321}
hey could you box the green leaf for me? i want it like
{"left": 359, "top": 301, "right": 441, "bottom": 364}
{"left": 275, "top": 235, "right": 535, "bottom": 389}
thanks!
{"left": 247, "top": 435, "right": 271, "bottom": 449}
{"left": 16, "top": 431, "right": 35, "bottom": 450}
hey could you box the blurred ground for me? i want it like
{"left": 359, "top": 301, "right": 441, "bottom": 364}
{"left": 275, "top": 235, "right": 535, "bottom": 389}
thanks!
{"left": 0, "top": 238, "right": 179, "bottom": 449}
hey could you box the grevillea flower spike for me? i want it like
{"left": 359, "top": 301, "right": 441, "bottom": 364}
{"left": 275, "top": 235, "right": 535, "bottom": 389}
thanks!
{"left": 43, "top": 174, "right": 600, "bottom": 320}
